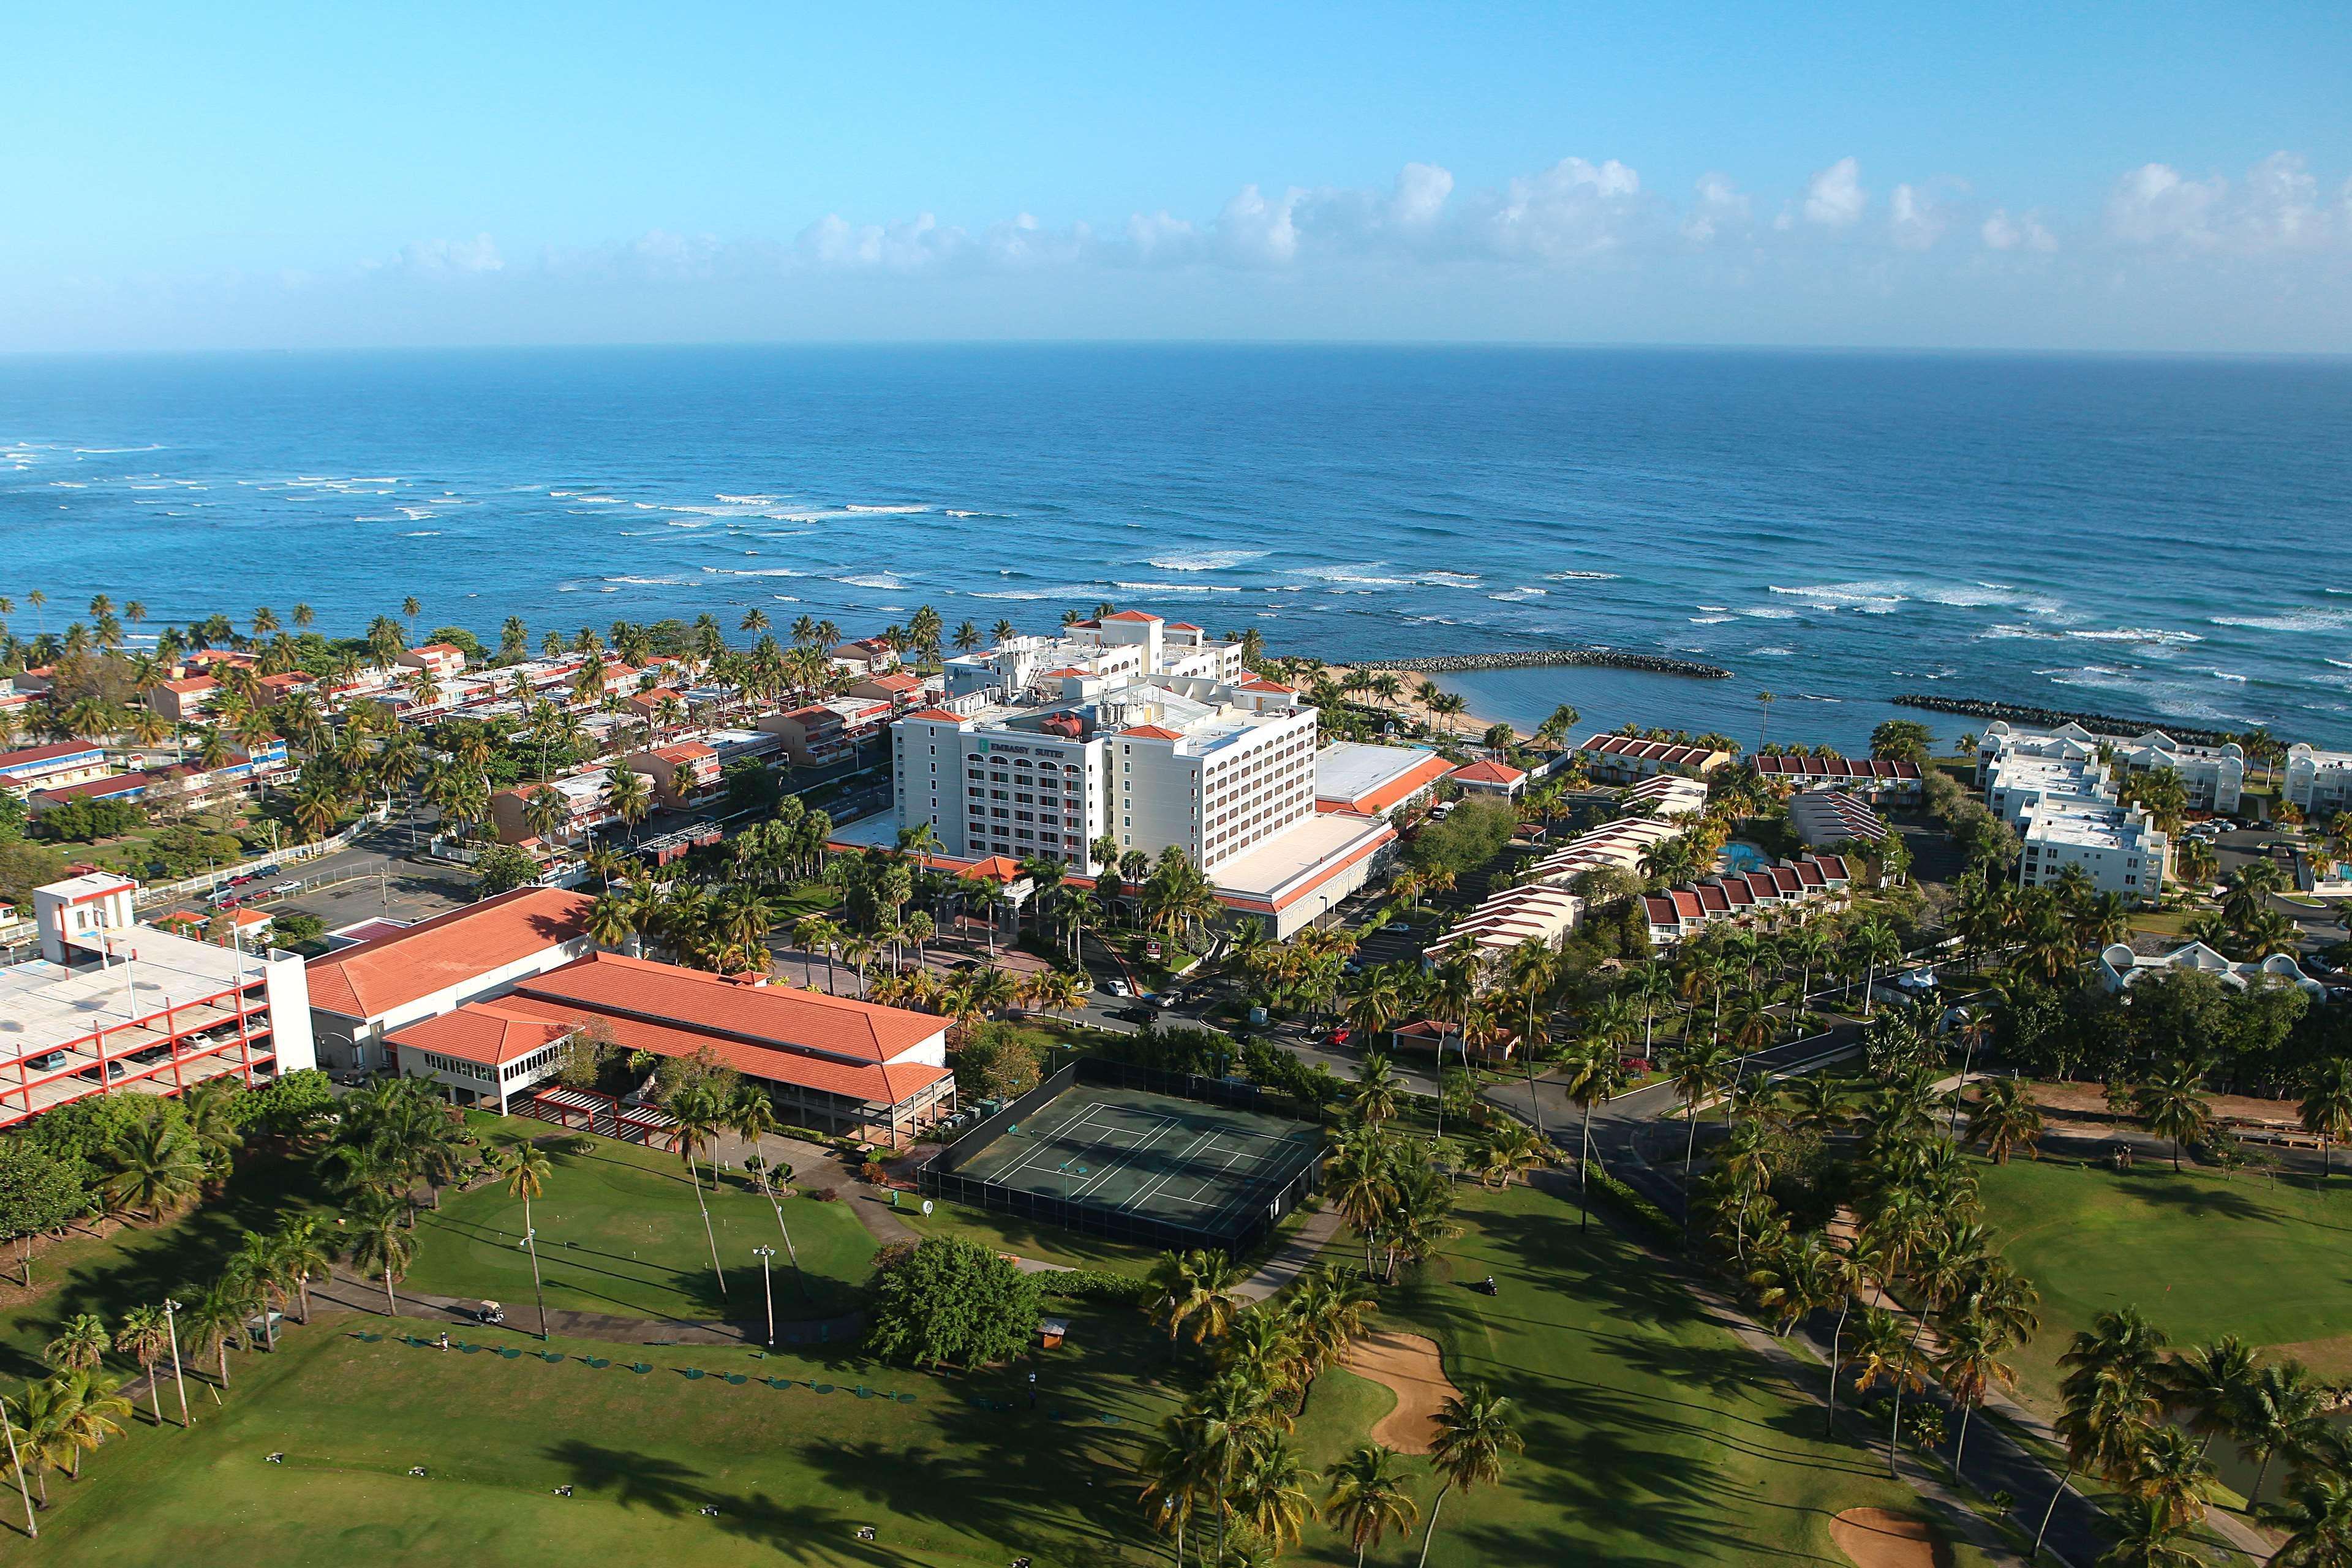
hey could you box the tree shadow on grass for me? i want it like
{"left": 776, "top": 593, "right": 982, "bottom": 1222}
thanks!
{"left": 0, "top": 1153, "right": 328, "bottom": 1379}
{"left": 543, "top": 1439, "right": 918, "bottom": 1567}
{"left": 2120, "top": 1175, "right": 2281, "bottom": 1224}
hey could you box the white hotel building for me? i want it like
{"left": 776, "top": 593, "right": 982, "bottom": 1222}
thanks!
{"left": 1980, "top": 728, "right": 2167, "bottom": 900}
{"left": 2286, "top": 743, "right": 2352, "bottom": 818}
{"left": 883, "top": 615, "right": 1392, "bottom": 937}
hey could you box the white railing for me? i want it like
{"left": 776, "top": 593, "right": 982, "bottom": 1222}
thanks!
{"left": 132, "top": 816, "right": 380, "bottom": 907}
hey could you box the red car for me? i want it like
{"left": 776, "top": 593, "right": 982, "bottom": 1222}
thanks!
{"left": 1328, "top": 1026, "right": 1354, "bottom": 1047}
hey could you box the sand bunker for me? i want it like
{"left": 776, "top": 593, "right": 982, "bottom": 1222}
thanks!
{"left": 1338, "top": 1330, "right": 1458, "bottom": 1455}
{"left": 1830, "top": 1509, "right": 1950, "bottom": 1568}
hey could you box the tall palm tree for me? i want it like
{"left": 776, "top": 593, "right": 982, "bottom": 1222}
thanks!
{"left": 102, "top": 1118, "right": 203, "bottom": 1221}
{"left": 488, "top": 1132, "right": 556, "bottom": 1339}
{"left": 43, "top": 1314, "right": 109, "bottom": 1375}
{"left": 225, "top": 1231, "right": 287, "bottom": 1352}
{"left": 1964, "top": 1076, "right": 2045, "bottom": 1164}
{"left": 2299, "top": 1057, "right": 2352, "bottom": 1179}
{"left": 2237, "top": 1359, "right": 2329, "bottom": 1511}
{"left": 2165, "top": 1336, "right": 2255, "bottom": 1464}
{"left": 175, "top": 1283, "right": 244, "bottom": 1401}
{"left": 1937, "top": 1310, "right": 2017, "bottom": 1481}
{"left": 2266, "top": 1475, "right": 2352, "bottom": 1568}
{"left": 1138, "top": 1412, "right": 1219, "bottom": 1568}
{"left": 1558, "top": 1036, "right": 1627, "bottom": 1233}
{"left": 342, "top": 1191, "right": 417, "bottom": 1319}
{"left": 664, "top": 1084, "right": 729, "bottom": 1298}
{"left": 46, "top": 1370, "right": 132, "bottom": 1482}
{"left": 1417, "top": 1383, "right": 1522, "bottom": 1567}
{"left": 1229, "top": 1436, "right": 1315, "bottom": 1554}
{"left": 271, "top": 1219, "right": 333, "bottom": 1325}
{"left": 1845, "top": 1305, "right": 1924, "bottom": 1478}
{"left": 2135, "top": 1064, "right": 2213, "bottom": 1172}
{"left": 1194, "top": 1371, "right": 1274, "bottom": 1568}
{"left": 1322, "top": 1444, "right": 1419, "bottom": 1568}
{"left": 113, "top": 1307, "right": 171, "bottom": 1428}
{"left": 1670, "top": 1041, "right": 1733, "bottom": 1232}
{"left": 2098, "top": 1494, "right": 2203, "bottom": 1568}
{"left": 1349, "top": 1052, "right": 1403, "bottom": 1126}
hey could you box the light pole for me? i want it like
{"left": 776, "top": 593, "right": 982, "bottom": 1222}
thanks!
{"left": 752, "top": 1246, "right": 777, "bottom": 1347}
{"left": 162, "top": 1297, "right": 192, "bottom": 1428}
{"left": 0, "top": 1384, "right": 32, "bottom": 1538}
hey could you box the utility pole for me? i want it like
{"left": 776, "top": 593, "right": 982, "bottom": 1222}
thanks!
{"left": 0, "top": 1387, "right": 32, "bottom": 1537}
{"left": 162, "top": 1296, "right": 192, "bottom": 1428}
{"left": 753, "top": 1246, "right": 777, "bottom": 1347}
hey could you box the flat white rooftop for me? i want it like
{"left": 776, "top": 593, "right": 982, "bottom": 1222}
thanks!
{"left": 1209, "top": 811, "right": 1391, "bottom": 904}
{"left": 0, "top": 927, "right": 266, "bottom": 1058}
{"left": 1315, "top": 742, "right": 1441, "bottom": 804}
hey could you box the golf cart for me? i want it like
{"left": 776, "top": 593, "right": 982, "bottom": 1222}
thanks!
{"left": 474, "top": 1300, "right": 506, "bottom": 1326}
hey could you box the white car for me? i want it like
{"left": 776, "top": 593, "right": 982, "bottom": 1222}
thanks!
{"left": 1103, "top": 978, "right": 1133, "bottom": 998}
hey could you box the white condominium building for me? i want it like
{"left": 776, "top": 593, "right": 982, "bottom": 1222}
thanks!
{"left": 940, "top": 611, "right": 1247, "bottom": 700}
{"left": 2111, "top": 730, "right": 2245, "bottom": 815}
{"left": 2286, "top": 744, "right": 2352, "bottom": 817}
{"left": 893, "top": 666, "right": 1314, "bottom": 876}
{"left": 1982, "top": 727, "right": 2167, "bottom": 899}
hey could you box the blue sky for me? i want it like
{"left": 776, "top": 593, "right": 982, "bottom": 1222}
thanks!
{"left": 7, "top": 1, "right": 2350, "bottom": 350}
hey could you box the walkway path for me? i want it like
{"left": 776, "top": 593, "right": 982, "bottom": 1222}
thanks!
{"left": 1235, "top": 1202, "right": 1344, "bottom": 1301}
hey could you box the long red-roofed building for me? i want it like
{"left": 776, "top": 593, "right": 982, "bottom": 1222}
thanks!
{"left": 387, "top": 953, "right": 953, "bottom": 1143}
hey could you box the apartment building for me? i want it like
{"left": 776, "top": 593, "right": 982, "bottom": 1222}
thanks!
{"left": 1640, "top": 854, "right": 1852, "bottom": 947}
{"left": 1788, "top": 789, "right": 1891, "bottom": 848}
{"left": 1575, "top": 733, "right": 1732, "bottom": 783}
{"left": 938, "top": 612, "right": 1247, "bottom": 702}
{"left": 2286, "top": 743, "right": 2352, "bottom": 818}
{"left": 1981, "top": 728, "right": 2167, "bottom": 899}
{"left": 2111, "top": 730, "right": 2245, "bottom": 815}
{"left": 0, "top": 741, "right": 110, "bottom": 796}
{"left": 1750, "top": 752, "right": 1923, "bottom": 804}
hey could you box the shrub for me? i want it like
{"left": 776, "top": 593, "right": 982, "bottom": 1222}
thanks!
{"left": 867, "top": 1236, "right": 1043, "bottom": 1368}
{"left": 1037, "top": 1269, "right": 1155, "bottom": 1307}
{"left": 1586, "top": 1166, "right": 1679, "bottom": 1242}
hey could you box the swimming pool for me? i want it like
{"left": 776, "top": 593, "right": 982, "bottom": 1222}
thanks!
{"left": 1719, "top": 842, "right": 1771, "bottom": 876}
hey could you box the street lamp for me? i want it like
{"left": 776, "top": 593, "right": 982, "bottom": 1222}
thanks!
{"left": 752, "top": 1246, "right": 777, "bottom": 1347}
{"left": 161, "top": 1297, "right": 192, "bottom": 1428}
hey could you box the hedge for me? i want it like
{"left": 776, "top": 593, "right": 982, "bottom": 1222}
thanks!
{"left": 1585, "top": 1166, "right": 1681, "bottom": 1242}
{"left": 1036, "top": 1269, "right": 1156, "bottom": 1308}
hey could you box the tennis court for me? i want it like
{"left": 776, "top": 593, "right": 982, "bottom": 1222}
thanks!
{"left": 950, "top": 1084, "right": 1322, "bottom": 1243}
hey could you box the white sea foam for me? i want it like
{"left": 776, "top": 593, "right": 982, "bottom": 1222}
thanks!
{"left": 402, "top": 530, "right": 442, "bottom": 537}
{"left": 2062, "top": 627, "right": 2204, "bottom": 644}
{"left": 1545, "top": 570, "right": 1622, "bottom": 581}
{"left": 2211, "top": 609, "right": 2352, "bottom": 633}
{"left": 1750, "top": 646, "right": 1796, "bottom": 657}
{"left": 1488, "top": 587, "right": 1547, "bottom": 602}
{"left": 602, "top": 575, "right": 698, "bottom": 587}
{"left": 700, "top": 567, "right": 804, "bottom": 578}
{"left": 835, "top": 573, "right": 903, "bottom": 590}
{"left": 1112, "top": 581, "right": 1244, "bottom": 594}
{"left": 1689, "top": 616, "right": 1734, "bottom": 625}
{"left": 1147, "top": 549, "right": 1268, "bottom": 571}
{"left": 714, "top": 494, "right": 775, "bottom": 505}
{"left": 844, "top": 503, "right": 931, "bottom": 514}
{"left": 1770, "top": 579, "right": 1908, "bottom": 611}
{"left": 2209, "top": 669, "right": 2248, "bottom": 682}
{"left": 1740, "top": 607, "right": 1800, "bottom": 620}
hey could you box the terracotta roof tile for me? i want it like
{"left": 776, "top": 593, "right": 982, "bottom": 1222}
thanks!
{"left": 304, "top": 888, "right": 595, "bottom": 1019}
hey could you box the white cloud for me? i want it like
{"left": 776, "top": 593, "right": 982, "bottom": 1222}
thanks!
{"left": 390, "top": 233, "right": 503, "bottom": 276}
{"left": 1476, "top": 157, "right": 1646, "bottom": 261}
{"left": 1802, "top": 157, "right": 1866, "bottom": 228}
{"left": 1889, "top": 183, "right": 1945, "bottom": 251}
{"left": 1981, "top": 209, "right": 2058, "bottom": 252}
{"left": 1213, "top": 185, "right": 1303, "bottom": 266}
{"left": 1681, "top": 172, "right": 1750, "bottom": 244}
{"left": 1390, "top": 162, "right": 1455, "bottom": 228}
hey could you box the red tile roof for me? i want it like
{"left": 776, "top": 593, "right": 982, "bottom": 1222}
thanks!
{"left": 507, "top": 954, "right": 948, "bottom": 1106}
{"left": 1166, "top": 621, "right": 1204, "bottom": 631}
{"left": 862, "top": 671, "right": 923, "bottom": 692}
{"left": 654, "top": 742, "right": 718, "bottom": 763}
{"left": 0, "top": 741, "right": 104, "bottom": 767}
{"left": 303, "top": 887, "right": 595, "bottom": 1019}
{"left": 902, "top": 707, "right": 968, "bottom": 725}
{"left": 157, "top": 676, "right": 217, "bottom": 694}
{"left": 1322, "top": 751, "right": 1457, "bottom": 815}
{"left": 1642, "top": 894, "right": 1681, "bottom": 926}
{"left": 1102, "top": 610, "right": 1162, "bottom": 623}
{"left": 1450, "top": 758, "right": 1526, "bottom": 785}
{"left": 388, "top": 1001, "right": 575, "bottom": 1068}
{"left": 1119, "top": 725, "right": 1185, "bottom": 741}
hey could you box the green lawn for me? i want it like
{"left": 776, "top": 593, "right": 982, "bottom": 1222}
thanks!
{"left": 0, "top": 1152, "right": 330, "bottom": 1378}
{"left": 1, "top": 1308, "right": 1174, "bottom": 1568}
{"left": 1279, "top": 1181, "right": 2002, "bottom": 1567}
{"left": 402, "top": 1134, "right": 877, "bottom": 1324}
{"left": 1976, "top": 1155, "right": 2352, "bottom": 1409}
{"left": 891, "top": 1199, "right": 1166, "bottom": 1277}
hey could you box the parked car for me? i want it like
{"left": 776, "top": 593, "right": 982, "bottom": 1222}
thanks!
{"left": 1110, "top": 1006, "right": 1153, "bottom": 1025}
{"left": 1383, "top": 921, "right": 1412, "bottom": 933}
{"left": 26, "top": 1051, "right": 68, "bottom": 1073}
{"left": 206, "top": 888, "right": 242, "bottom": 908}
{"left": 77, "top": 1060, "right": 128, "bottom": 1084}
{"left": 1328, "top": 1026, "right": 1354, "bottom": 1047}
{"left": 268, "top": 881, "right": 302, "bottom": 896}
{"left": 1103, "top": 978, "right": 1133, "bottom": 998}
{"left": 251, "top": 864, "right": 281, "bottom": 880}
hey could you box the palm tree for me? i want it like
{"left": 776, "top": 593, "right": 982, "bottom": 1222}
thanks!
{"left": 2237, "top": 1359, "right": 2328, "bottom": 1511}
{"left": 2135, "top": 1063, "right": 2213, "bottom": 1172}
{"left": 45, "top": 1370, "right": 131, "bottom": 1482}
{"left": 1844, "top": 918, "right": 1901, "bottom": 1015}
{"left": 664, "top": 1084, "right": 729, "bottom": 1299}
{"left": 2266, "top": 1474, "right": 2352, "bottom": 1568}
{"left": 1964, "top": 1076, "right": 2045, "bottom": 1163}
{"left": 1230, "top": 1436, "right": 1315, "bottom": 1554}
{"left": 1138, "top": 1412, "right": 1219, "bottom": 1568}
{"left": 1670, "top": 1041, "right": 1732, "bottom": 1232}
{"left": 1322, "top": 1444, "right": 1419, "bottom": 1568}
{"left": 342, "top": 1190, "right": 417, "bottom": 1319}
{"left": 1194, "top": 1372, "right": 1274, "bottom": 1568}
{"left": 2300, "top": 1057, "right": 2352, "bottom": 1178}
{"left": 2126, "top": 1425, "right": 2217, "bottom": 1531}
{"left": 272, "top": 1219, "right": 333, "bottom": 1325}
{"left": 113, "top": 1307, "right": 171, "bottom": 1428}
{"left": 225, "top": 1231, "right": 288, "bottom": 1351}
{"left": 1417, "top": 1383, "right": 1521, "bottom": 1567}
{"left": 2099, "top": 1495, "right": 2202, "bottom": 1567}
{"left": 488, "top": 1132, "right": 556, "bottom": 1340}
{"left": 175, "top": 1283, "right": 244, "bottom": 1400}
{"left": 1558, "top": 1036, "right": 1627, "bottom": 1233}
{"left": 1349, "top": 1052, "right": 1403, "bottom": 1125}
{"left": 102, "top": 1117, "right": 203, "bottom": 1221}
{"left": 43, "top": 1314, "right": 108, "bottom": 1375}
{"left": 1845, "top": 1305, "right": 1924, "bottom": 1478}
{"left": 1937, "top": 1310, "right": 2016, "bottom": 1481}
{"left": 2165, "top": 1336, "right": 2255, "bottom": 1464}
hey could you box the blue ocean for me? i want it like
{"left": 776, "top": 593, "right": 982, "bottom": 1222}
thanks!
{"left": 3, "top": 345, "right": 2348, "bottom": 751}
